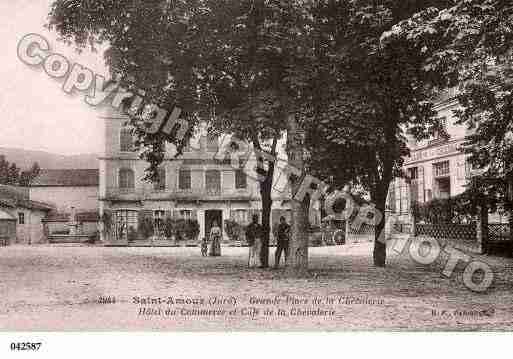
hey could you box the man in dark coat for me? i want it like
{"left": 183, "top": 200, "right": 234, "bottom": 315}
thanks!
{"left": 274, "top": 216, "right": 290, "bottom": 268}
{"left": 245, "top": 214, "right": 263, "bottom": 268}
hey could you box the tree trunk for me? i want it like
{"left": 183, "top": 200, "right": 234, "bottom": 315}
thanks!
{"left": 260, "top": 188, "right": 272, "bottom": 267}
{"left": 253, "top": 137, "right": 278, "bottom": 268}
{"left": 285, "top": 112, "right": 309, "bottom": 275}
{"left": 372, "top": 186, "right": 388, "bottom": 267}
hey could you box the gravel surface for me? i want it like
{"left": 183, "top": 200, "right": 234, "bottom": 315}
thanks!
{"left": 1, "top": 240, "right": 512, "bottom": 331}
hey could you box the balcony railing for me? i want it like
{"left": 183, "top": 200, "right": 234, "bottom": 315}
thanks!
{"left": 102, "top": 187, "right": 252, "bottom": 200}
{"left": 205, "top": 187, "right": 221, "bottom": 196}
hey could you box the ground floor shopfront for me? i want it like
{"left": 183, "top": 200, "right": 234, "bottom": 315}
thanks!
{"left": 99, "top": 198, "right": 315, "bottom": 243}
{"left": 387, "top": 138, "right": 508, "bottom": 225}
{"left": 387, "top": 139, "right": 470, "bottom": 221}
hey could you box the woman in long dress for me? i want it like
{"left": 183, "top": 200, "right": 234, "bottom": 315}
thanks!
{"left": 209, "top": 221, "right": 222, "bottom": 257}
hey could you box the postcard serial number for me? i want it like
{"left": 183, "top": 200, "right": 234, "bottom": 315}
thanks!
{"left": 10, "top": 342, "right": 42, "bottom": 351}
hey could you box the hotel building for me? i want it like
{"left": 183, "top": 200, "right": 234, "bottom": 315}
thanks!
{"left": 388, "top": 89, "right": 473, "bottom": 219}
{"left": 97, "top": 108, "right": 301, "bottom": 243}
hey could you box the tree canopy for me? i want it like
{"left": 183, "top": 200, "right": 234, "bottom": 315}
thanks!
{"left": 0, "top": 156, "right": 40, "bottom": 187}
{"left": 385, "top": 0, "right": 513, "bottom": 207}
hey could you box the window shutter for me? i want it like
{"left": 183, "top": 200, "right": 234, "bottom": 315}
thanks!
{"left": 206, "top": 170, "right": 221, "bottom": 193}
{"left": 418, "top": 166, "right": 425, "bottom": 202}
{"left": 235, "top": 169, "right": 247, "bottom": 189}
{"left": 207, "top": 135, "right": 219, "bottom": 152}
{"left": 120, "top": 128, "right": 134, "bottom": 152}
{"left": 154, "top": 167, "right": 166, "bottom": 190}
{"left": 119, "top": 168, "right": 135, "bottom": 189}
{"left": 179, "top": 168, "right": 191, "bottom": 190}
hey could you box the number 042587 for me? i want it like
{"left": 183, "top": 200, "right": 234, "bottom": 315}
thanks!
{"left": 10, "top": 342, "right": 42, "bottom": 351}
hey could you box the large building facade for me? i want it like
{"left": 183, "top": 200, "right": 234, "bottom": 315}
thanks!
{"left": 98, "top": 109, "right": 294, "bottom": 243}
{"left": 387, "top": 89, "right": 475, "bottom": 219}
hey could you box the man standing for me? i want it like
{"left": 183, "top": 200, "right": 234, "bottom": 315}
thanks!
{"left": 274, "top": 216, "right": 290, "bottom": 268}
{"left": 246, "top": 214, "right": 263, "bottom": 268}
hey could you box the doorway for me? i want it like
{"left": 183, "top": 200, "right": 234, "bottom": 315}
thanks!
{"left": 205, "top": 210, "right": 223, "bottom": 239}
{"left": 435, "top": 177, "right": 451, "bottom": 199}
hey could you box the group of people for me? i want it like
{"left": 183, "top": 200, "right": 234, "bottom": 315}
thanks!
{"left": 202, "top": 215, "right": 291, "bottom": 269}
{"left": 246, "top": 215, "right": 290, "bottom": 269}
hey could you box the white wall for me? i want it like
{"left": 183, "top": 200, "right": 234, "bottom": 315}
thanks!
{"left": 6, "top": 207, "right": 47, "bottom": 244}
{"left": 30, "top": 186, "right": 98, "bottom": 213}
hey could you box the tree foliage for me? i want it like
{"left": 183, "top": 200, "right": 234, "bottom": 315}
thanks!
{"left": 302, "top": 0, "right": 453, "bottom": 266}
{"left": 0, "top": 156, "right": 40, "bottom": 187}
{"left": 385, "top": 0, "right": 513, "bottom": 206}
{"left": 47, "top": 0, "right": 319, "bottom": 271}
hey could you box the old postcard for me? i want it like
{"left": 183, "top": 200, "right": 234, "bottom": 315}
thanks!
{"left": 1, "top": 1, "right": 513, "bottom": 347}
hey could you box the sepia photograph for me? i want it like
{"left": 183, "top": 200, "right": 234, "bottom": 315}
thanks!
{"left": 1, "top": 1, "right": 513, "bottom": 351}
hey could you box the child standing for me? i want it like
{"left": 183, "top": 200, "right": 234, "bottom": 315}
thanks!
{"left": 201, "top": 237, "right": 208, "bottom": 257}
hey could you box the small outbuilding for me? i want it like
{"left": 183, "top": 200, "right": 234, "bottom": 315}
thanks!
{"left": 0, "top": 185, "right": 54, "bottom": 245}
{"left": 0, "top": 207, "right": 16, "bottom": 246}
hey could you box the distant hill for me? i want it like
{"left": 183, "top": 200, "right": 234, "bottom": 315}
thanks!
{"left": 0, "top": 147, "right": 98, "bottom": 170}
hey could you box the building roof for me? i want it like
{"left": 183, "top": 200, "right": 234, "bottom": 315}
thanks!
{"left": 32, "top": 169, "right": 99, "bottom": 187}
{"left": 0, "top": 184, "right": 29, "bottom": 200}
{"left": 0, "top": 184, "right": 54, "bottom": 212}
{"left": 43, "top": 210, "right": 100, "bottom": 222}
{"left": 18, "top": 199, "right": 55, "bottom": 211}
{"left": 0, "top": 209, "right": 15, "bottom": 221}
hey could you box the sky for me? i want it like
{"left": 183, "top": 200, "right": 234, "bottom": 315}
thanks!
{"left": 0, "top": 0, "right": 109, "bottom": 155}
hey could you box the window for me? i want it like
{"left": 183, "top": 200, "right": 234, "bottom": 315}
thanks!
{"left": 180, "top": 210, "right": 192, "bottom": 220}
{"left": 178, "top": 168, "right": 191, "bottom": 190}
{"left": 18, "top": 212, "right": 25, "bottom": 225}
{"left": 431, "top": 118, "right": 449, "bottom": 143}
{"left": 465, "top": 159, "right": 474, "bottom": 179}
{"left": 154, "top": 210, "right": 165, "bottom": 234}
{"left": 399, "top": 179, "right": 410, "bottom": 213}
{"left": 154, "top": 167, "right": 166, "bottom": 191}
{"left": 115, "top": 210, "right": 138, "bottom": 240}
{"left": 206, "top": 135, "right": 218, "bottom": 152}
{"left": 387, "top": 184, "right": 396, "bottom": 212}
{"left": 120, "top": 128, "right": 135, "bottom": 152}
{"left": 233, "top": 209, "right": 248, "bottom": 224}
{"left": 433, "top": 161, "right": 450, "bottom": 177}
{"left": 392, "top": 178, "right": 411, "bottom": 214}
{"left": 154, "top": 210, "right": 165, "bottom": 219}
{"left": 407, "top": 167, "right": 421, "bottom": 203}
{"left": 435, "top": 177, "right": 451, "bottom": 199}
{"left": 407, "top": 167, "right": 418, "bottom": 180}
{"left": 206, "top": 170, "right": 221, "bottom": 195}
{"left": 235, "top": 169, "right": 247, "bottom": 189}
{"left": 183, "top": 140, "right": 191, "bottom": 152}
{"left": 119, "top": 168, "right": 135, "bottom": 189}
